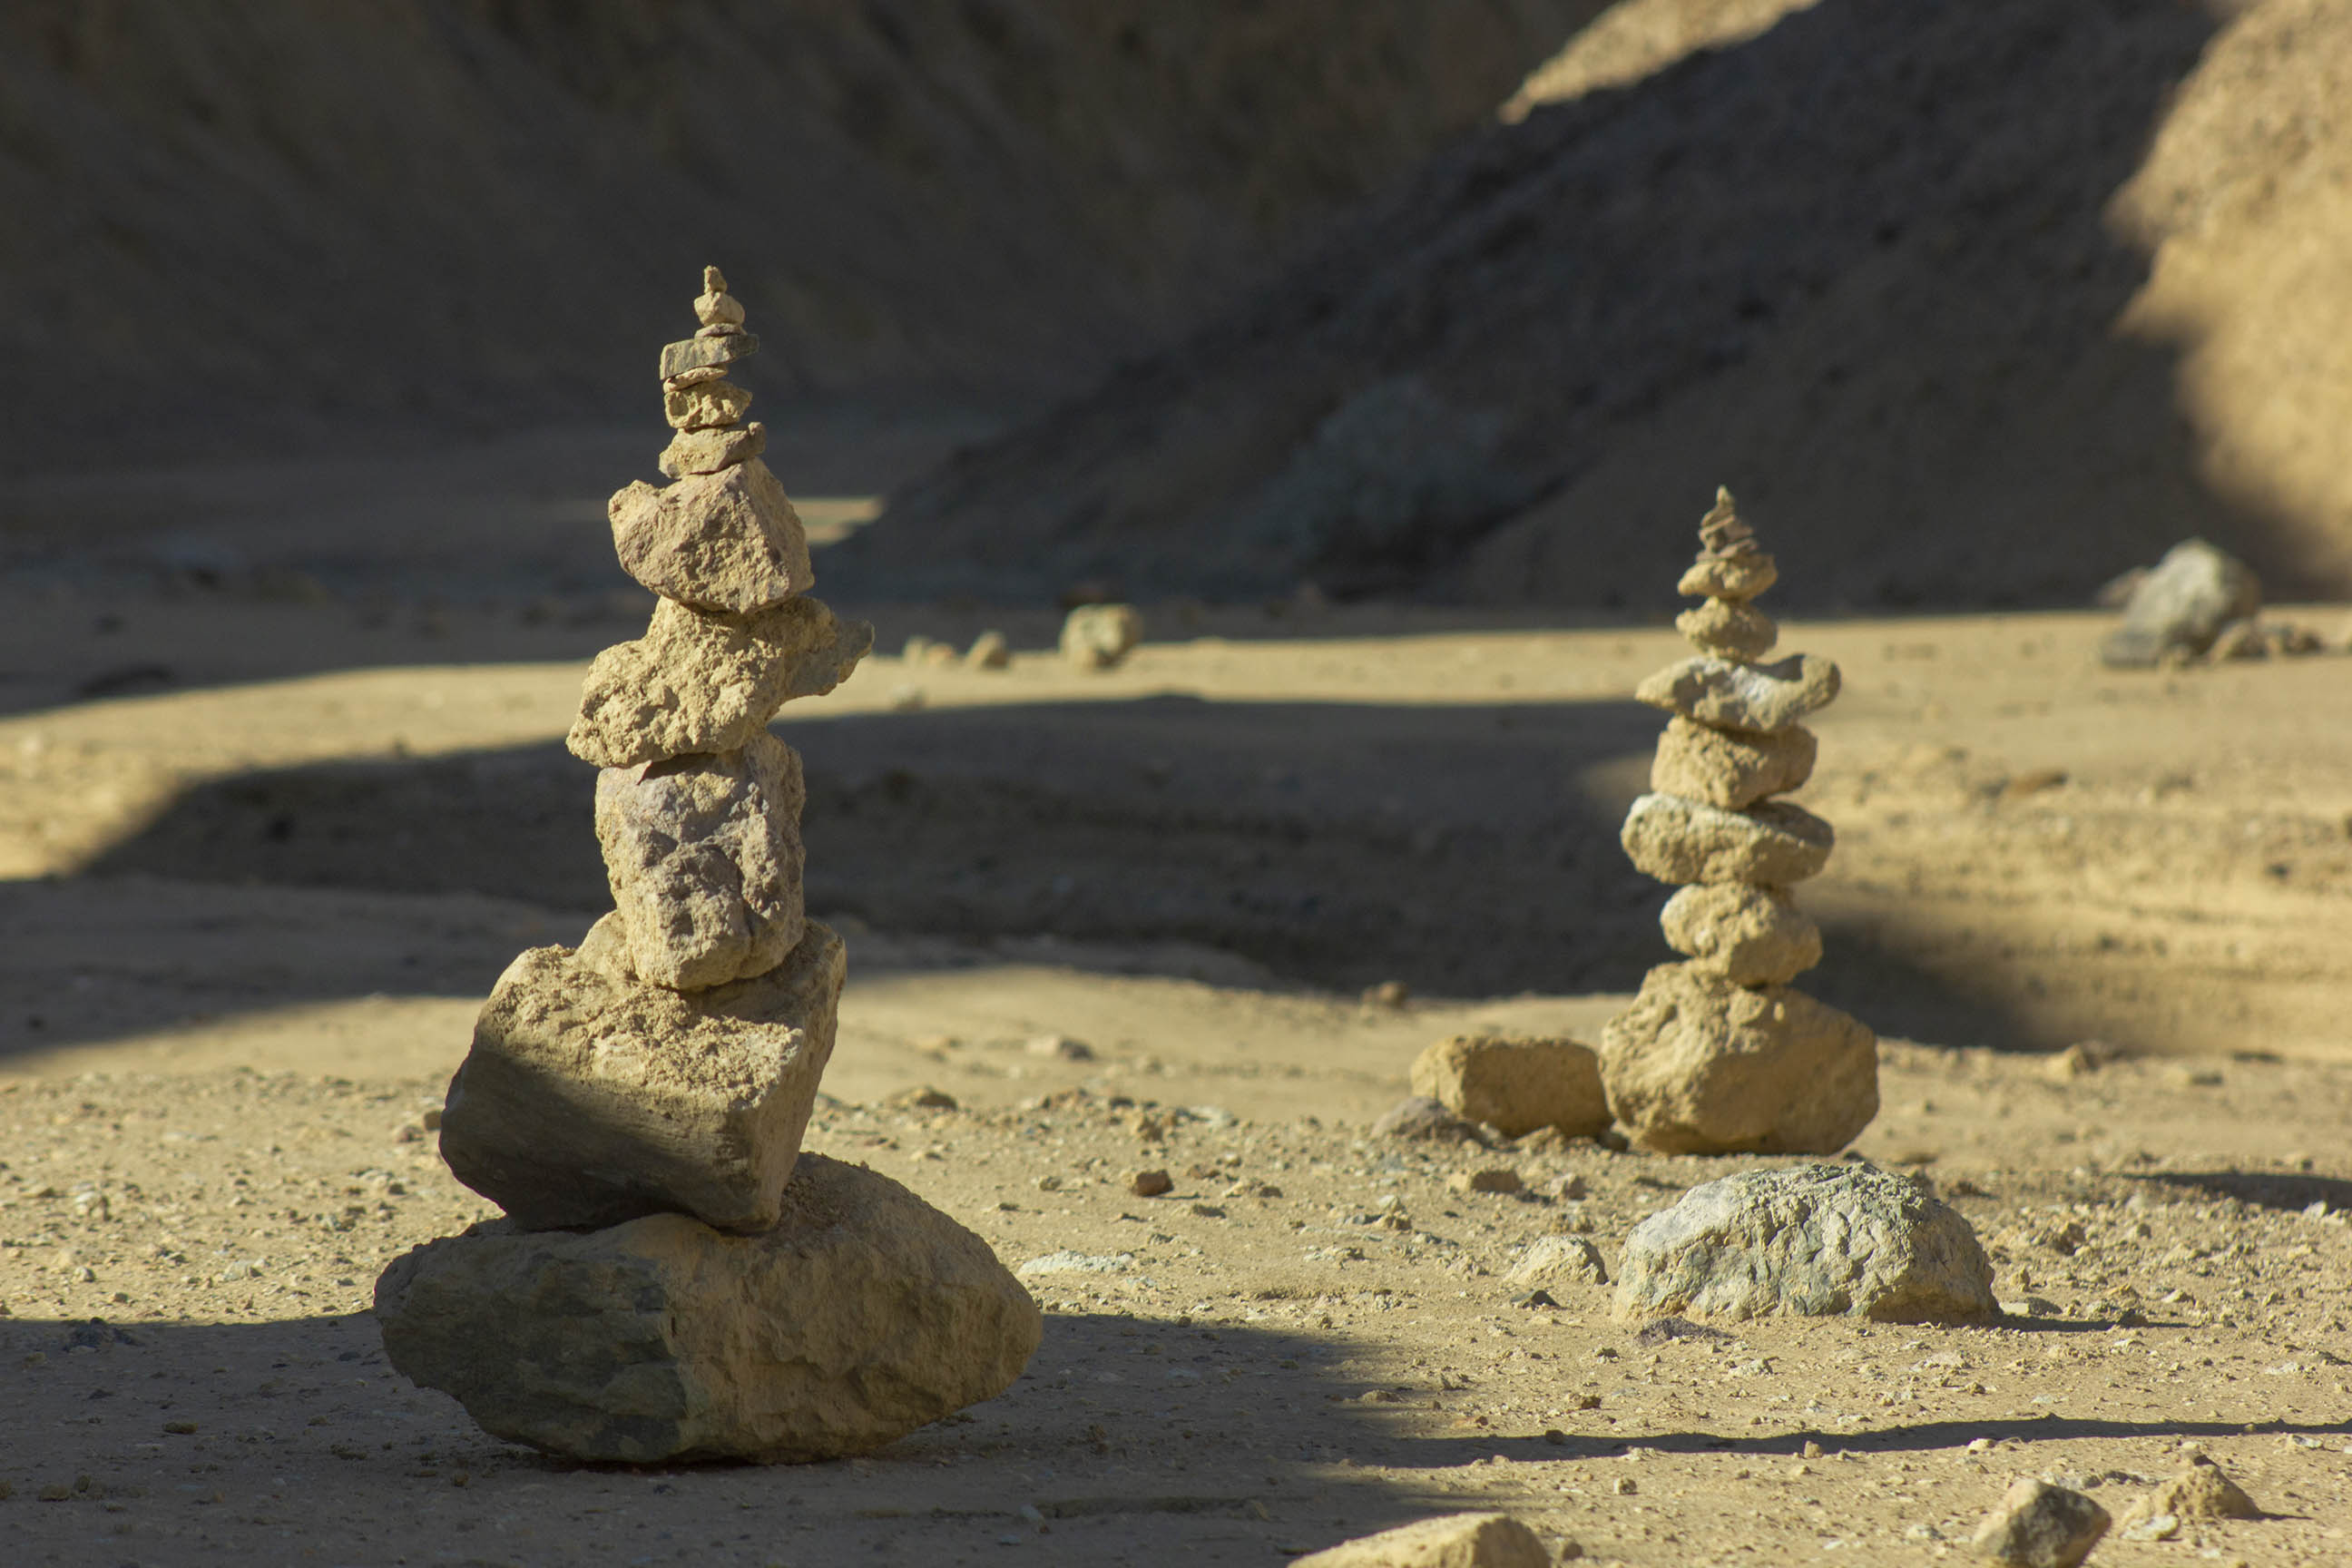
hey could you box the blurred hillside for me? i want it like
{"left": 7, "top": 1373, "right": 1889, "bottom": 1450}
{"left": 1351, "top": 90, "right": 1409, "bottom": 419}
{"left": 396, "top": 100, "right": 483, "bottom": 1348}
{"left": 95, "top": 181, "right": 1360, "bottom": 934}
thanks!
{"left": 0, "top": 0, "right": 1594, "bottom": 471}
{"left": 845, "top": 0, "right": 2352, "bottom": 610}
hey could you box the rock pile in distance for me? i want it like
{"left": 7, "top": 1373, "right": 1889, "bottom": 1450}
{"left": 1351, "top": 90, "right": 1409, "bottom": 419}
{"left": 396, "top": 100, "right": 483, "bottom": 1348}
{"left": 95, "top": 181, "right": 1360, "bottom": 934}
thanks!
{"left": 375, "top": 270, "right": 1039, "bottom": 1464}
{"left": 1600, "top": 489, "right": 1878, "bottom": 1153}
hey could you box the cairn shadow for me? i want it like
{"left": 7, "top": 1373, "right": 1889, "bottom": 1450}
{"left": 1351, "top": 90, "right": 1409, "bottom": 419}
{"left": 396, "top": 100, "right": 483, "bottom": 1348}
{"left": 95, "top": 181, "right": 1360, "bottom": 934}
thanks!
{"left": 2127, "top": 1171, "right": 2352, "bottom": 1216}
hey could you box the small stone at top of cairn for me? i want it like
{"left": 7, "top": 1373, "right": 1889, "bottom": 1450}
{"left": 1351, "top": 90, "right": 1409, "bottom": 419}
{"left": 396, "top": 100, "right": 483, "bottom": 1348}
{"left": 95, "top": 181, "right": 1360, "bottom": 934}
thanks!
{"left": 1599, "top": 488, "right": 1879, "bottom": 1155}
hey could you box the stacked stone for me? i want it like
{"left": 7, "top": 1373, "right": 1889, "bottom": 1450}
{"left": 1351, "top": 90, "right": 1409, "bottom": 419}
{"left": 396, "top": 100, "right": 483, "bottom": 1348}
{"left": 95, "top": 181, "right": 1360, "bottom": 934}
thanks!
{"left": 373, "top": 270, "right": 1040, "bottom": 1465}
{"left": 1597, "top": 489, "right": 1879, "bottom": 1156}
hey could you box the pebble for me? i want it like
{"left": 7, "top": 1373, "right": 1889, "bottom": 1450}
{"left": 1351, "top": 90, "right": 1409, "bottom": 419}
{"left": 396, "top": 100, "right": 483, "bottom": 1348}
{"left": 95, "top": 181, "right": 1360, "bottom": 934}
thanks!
{"left": 1451, "top": 1168, "right": 1523, "bottom": 1195}
{"left": 1126, "top": 1169, "right": 1173, "bottom": 1198}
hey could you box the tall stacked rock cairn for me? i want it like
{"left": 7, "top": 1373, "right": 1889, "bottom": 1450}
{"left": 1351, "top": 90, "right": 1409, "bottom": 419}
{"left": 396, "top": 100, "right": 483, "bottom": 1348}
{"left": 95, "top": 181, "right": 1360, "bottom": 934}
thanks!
{"left": 1598, "top": 489, "right": 1879, "bottom": 1155}
{"left": 372, "top": 269, "right": 1041, "bottom": 1464}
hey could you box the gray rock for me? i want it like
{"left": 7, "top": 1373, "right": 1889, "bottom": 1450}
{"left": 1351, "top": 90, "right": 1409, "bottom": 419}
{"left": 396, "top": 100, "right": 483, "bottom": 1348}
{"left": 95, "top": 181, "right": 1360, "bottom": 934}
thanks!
{"left": 1651, "top": 717, "right": 1816, "bottom": 810}
{"left": 1292, "top": 1512, "right": 1551, "bottom": 1568}
{"left": 1061, "top": 603, "right": 1144, "bottom": 669}
{"left": 2099, "top": 538, "right": 2260, "bottom": 668}
{"left": 1970, "top": 1478, "right": 2111, "bottom": 1568}
{"left": 569, "top": 594, "right": 871, "bottom": 769}
{"left": 1635, "top": 652, "right": 1838, "bottom": 732}
{"left": 609, "top": 456, "right": 812, "bottom": 613}
{"left": 1621, "top": 793, "right": 1835, "bottom": 887}
{"left": 1506, "top": 1234, "right": 1608, "bottom": 1289}
{"left": 594, "top": 734, "right": 806, "bottom": 990}
{"left": 1660, "top": 883, "right": 1821, "bottom": 985}
{"left": 438, "top": 924, "right": 845, "bottom": 1233}
{"left": 658, "top": 420, "right": 767, "bottom": 478}
{"left": 658, "top": 329, "right": 760, "bottom": 380}
{"left": 1371, "top": 1095, "right": 1484, "bottom": 1144}
{"left": 376, "top": 1153, "right": 1040, "bottom": 1464}
{"left": 1613, "top": 1163, "right": 1996, "bottom": 1324}
{"left": 1408, "top": 1034, "right": 1610, "bottom": 1139}
{"left": 1600, "top": 963, "right": 1877, "bottom": 1154}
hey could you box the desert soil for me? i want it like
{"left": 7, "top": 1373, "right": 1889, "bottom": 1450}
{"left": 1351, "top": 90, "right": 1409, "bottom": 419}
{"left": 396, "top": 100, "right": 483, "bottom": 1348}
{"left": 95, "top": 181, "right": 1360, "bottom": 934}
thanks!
{"left": 0, "top": 526, "right": 2347, "bottom": 1565}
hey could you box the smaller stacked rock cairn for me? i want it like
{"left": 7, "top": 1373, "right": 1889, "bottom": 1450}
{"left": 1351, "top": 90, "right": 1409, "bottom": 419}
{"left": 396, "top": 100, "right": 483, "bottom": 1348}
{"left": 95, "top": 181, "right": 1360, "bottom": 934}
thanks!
{"left": 1598, "top": 489, "right": 1878, "bottom": 1154}
{"left": 373, "top": 270, "right": 1041, "bottom": 1465}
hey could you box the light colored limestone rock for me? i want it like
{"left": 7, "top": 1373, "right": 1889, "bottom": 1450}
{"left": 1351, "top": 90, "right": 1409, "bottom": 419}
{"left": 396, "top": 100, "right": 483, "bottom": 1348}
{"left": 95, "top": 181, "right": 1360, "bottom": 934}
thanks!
{"left": 663, "top": 374, "right": 753, "bottom": 431}
{"left": 1621, "top": 793, "right": 1834, "bottom": 887}
{"left": 1507, "top": 1234, "right": 1607, "bottom": 1288}
{"left": 2099, "top": 538, "right": 2260, "bottom": 669}
{"left": 1971, "top": 1479, "right": 2111, "bottom": 1568}
{"left": 1408, "top": 1034, "right": 1609, "bottom": 1139}
{"left": 594, "top": 734, "right": 806, "bottom": 990}
{"left": 1061, "top": 603, "right": 1144, "bottom": 669}
{"left": 694, "top": 265, "right": 747, "bottom": 328}
{"left": 1292, "top": 1512, "right": 1550, "bottom": 1568}
{"left": 1659, "top": 882, "right": 1821, "bottom": 985}
{"left": 965, "top": 629, "right": 1012, "bottom": 669}
{"left": 1635, "top": 652, "right": 1840, "bottom": 732}
{"left": 610, "top": 457, "right": 812, "bottom": 612}
{"left": 1613, "top": 1163, "right": 1994, "bottom": 1323}
{"left": 1675, "top": 596, "right": 1777, "bottom": 661}
{"left": 2120, "top": 1457, "right": 2258, "bottom": 1525}
{"left": 659, "top": 421, "right": 766, "bottom": 479}
{"left": 659, "top": 329, "right": 760, "bottom": 381}
{"left": 569, "top": 594, "right": 872, "bottom": 769}
{"left": 1650, "top": 717, "right": 1815, "bottom": 810}
{"left": 437, "top": 925, "right": 845, "bottom": 1232}
{"left": 1599, "top": 962, "right": 1877, "bottom": 1153}
{"left": 375, "top": 1153, "right": 1041, "bottom": 1463}
{"left": 1677, "top": 552, "right": 1778, "bottom": 602}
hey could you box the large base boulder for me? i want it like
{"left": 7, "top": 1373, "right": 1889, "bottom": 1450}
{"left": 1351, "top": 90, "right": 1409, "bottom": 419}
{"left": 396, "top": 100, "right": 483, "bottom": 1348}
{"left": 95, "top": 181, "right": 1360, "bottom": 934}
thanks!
{"left": 1599, "top": 962, "right": 1877, "bottom": 1154}
{"left": 1408, "top": 1034, "right": 1609, "bottom": 1138}
{"left": 1614, "top": 1163, "right": 1996, "bottom": 1324}
{"left": 439, "top": 924, "right": 845, "bottom": 1232}
{"left": 375, "top": 1154, "right": 1042, "bottom": 1463}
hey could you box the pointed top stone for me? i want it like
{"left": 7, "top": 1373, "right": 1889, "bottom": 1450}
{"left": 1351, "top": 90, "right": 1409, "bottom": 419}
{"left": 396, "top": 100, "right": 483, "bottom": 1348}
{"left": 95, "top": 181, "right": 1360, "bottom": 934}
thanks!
{"left": 1697, "top": 486, "right": 1759, "bottom": 560}
{"left": 695, "top": 265, "right": 749, "bottom": 334}
{"left": 703, "top": 265, "right": 728, "bottom": 295}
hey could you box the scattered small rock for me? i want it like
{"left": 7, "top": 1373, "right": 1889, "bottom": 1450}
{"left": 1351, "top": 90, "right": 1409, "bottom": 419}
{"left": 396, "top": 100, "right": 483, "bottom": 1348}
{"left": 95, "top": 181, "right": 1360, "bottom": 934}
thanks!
{"left": 2099, "top": 539, "right": 2260, "bottom": 668}
{"left": 965, "top": 630, "right": 1013, "bottom": 670}
{"left": 1060, "top": 603, "right": 1144, "bottom": 670}
{"left": 1506, "top": 1235, "right": 1607, "bottom": 1289}
{"left": 1371, "top": 1095, "right": 1483, "bottom": 1144}
{"left": 1126, "top": 1169, "right": 1173, "bottom": 1198}
{"left": 1025, "top": 1034, "right": 1095, "bottom": 1061}
{"left": 884, "top": 1084, "right": 958, "bottom": 1112}
{"left": 1970, "top": 1478, "right": 2111, "bottom": 1568}
{"left": 1451, "top": 1168, "right": 1523, "bottom": 1196}
{"left": 2120, "top": 1455, "right": 2258, "bottom": 1525}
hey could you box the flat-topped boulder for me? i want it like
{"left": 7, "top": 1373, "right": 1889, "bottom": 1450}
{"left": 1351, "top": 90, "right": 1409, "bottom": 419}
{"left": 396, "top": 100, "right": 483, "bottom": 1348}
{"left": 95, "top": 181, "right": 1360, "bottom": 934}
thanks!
{"left": 1621, "top": 792, "right": 1834, "bottom": 887}
{"left": 610, "top": 456, "right": 813, "bottom": 612}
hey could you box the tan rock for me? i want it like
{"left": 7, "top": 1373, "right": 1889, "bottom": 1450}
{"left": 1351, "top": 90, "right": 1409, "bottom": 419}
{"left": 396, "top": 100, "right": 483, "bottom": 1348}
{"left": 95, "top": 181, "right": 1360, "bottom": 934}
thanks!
{"left": 437, "top": 925, "right": 845, "bottom": 1232}
{"left": 1061, "top": 603, "right": 1144, "bottom": 669}
{"left": 568, "top": 594, "right": 871, "bottom": 769}
{"left": 1635, "top": 652, "right": 1839, "bottom": 732}
{"left": 1292, "top": 1512, "right": 1550, "bottom": 1568}
{"left": 1675, "top": 597, "right": 1777, "bottom": 661}
{"left": 1660, "top": 883, "right": 1821, "bottom": 985}
{"left": 1677, "top": 553, "right": 1779, "bottom": 602}
{"left": 1599, "top": 963, "right": 1878, "bottom": 1154}
{"left": 659, "top": 329, "right": 760, "bottom": 380}
{"left": 1409, "top": 1034, "right": 1609, "bottom": 1138}
{"left": 374, "top": 1153, "right": 1042, "bottom": 1464}
{"left": 965, "top": 629, "right": 1012, "bottom": 669}
{"left": 663, "top": 375, "right": 753, "bottom": 431}
{"left": 594, "top": 734, "right": 806, "bottom": 990}
{"left": 659, "top": 421, "right": 767, "bottom": 478}
{"left": 2121, "top": 1457, "right": 2259, "bottom": 1524}
{"left": 1506, "top": 1234, "right": 1607, "bottom": 1288}
{"left": 1971, "top": 1479, "right": 2111, "bottom": 1568}
{"left": 694, "top": 266, "right": 747, "bottom": 328}
{"left": 1621, "top": 793, "right": 1834, "bottom": 887}
{"left": 1650, "top": 717, "right": 1816, "bottom": 809}
{"left": 610, "top": 458, "right": 812, "bottom": 613}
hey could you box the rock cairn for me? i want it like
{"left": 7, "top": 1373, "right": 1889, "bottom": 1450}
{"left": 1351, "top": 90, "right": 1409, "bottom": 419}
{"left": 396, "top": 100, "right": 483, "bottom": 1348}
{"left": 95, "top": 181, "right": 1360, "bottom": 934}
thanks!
{"left": 1598, "top": 489, "right": 1878, "bottom": 1154}
{"left": 374, "top": 270, "right": 1040, "bottom": 1464}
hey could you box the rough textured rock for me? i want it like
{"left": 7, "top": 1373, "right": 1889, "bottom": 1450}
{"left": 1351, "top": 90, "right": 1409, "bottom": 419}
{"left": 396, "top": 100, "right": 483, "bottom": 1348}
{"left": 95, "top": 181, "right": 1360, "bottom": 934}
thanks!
{"left": 1677, "top": 553, "right": 1779, "bottom": 603}
{"left": 2121, "top": 1457, "right": 2259, "bottom": 1524}
{"left": 1635, "top": 652, "right": 1840, "bottom": 733}
{"left": 1971, "top": 1479, "right": 2112, "bottom": 1568}
{"left": 1408, "top": 1034, "right": 1609, "bottom": 1138}
{"left": 1650, "top": 717, "right": 1817, "bottom": 810}
{"left": 375, "top": 1153, "right": 1041, "bottom": 1464}
{"left": 658, "top": 329, "right": 760, "bottom": 380}
{"left": 664, "top": 375, "right": 754, "bottom": 431}
{"left": 2100, "top": 538, "right": 2261, "bottom": 668}
{"left": 659, "top": 421, "right": 767, "bottom": 478}
{"left": 593, "top": 734, "right": 806, "bottom": 990}
{"left": 1613, "top": 1163, "right": 1995, "bottom": 1324}
{"left": 1505, "top": 1234, "right": 1607, "bottom": 1288}
{"left": 610, "top": 457, "right": 813, "bottom": 612}
{"left": 1293, "top": 1512, "right": 1551, "bottom": 1568}
{"left": 438, "top": 925, "right": 846, "bottom": 1233}
{"left": 1659, "top": 882, "right": 1821, "bottom": 985}
{"left": 1621, "top": 793, "right": 1835, "bottom": 887}
{"left": 1061, "top": 603, "right": 1145, "bottom": 669}
{"left": 1599, "top": 962, "right": 1877, "bottom": 1154}
{"left": 1370, "top": 1095, "right": 1484, "bottom": 1143}
{"left": 1674, "top": 597, "right": 1778, "bottom": 661}
{"left": 569, "top": 595, "right": 872, "bottom": 769}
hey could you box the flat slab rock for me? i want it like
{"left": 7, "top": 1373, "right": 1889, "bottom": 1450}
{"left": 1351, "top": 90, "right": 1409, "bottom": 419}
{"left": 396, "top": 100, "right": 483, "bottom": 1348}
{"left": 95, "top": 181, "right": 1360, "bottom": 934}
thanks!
{"left": 609, "top": 456, "right": 812, "bottom": 613}
{"left": 594, "top": 733, "right": 806, "bottom": 990}
{"left": 1600, "top": 962, "right": 1877, "bottom": 1154}
{"left": 569, "top": 593, "right": 871, "bottom": 770}
{"left": 375, "top": 1153, "right": 1042, "bottom": 1464}
{"left": 1408, "top": 1034, "right": 1608, "bottom": 1139}
{"left": 1293, "top": 1511, "right": 1550, "bottom": 1568}
{"left": 1614, "top": 1162, "right": 1997, "bottom": 1325}
{"left": 438, "top": 924, "right": 845, "bottom": 1233}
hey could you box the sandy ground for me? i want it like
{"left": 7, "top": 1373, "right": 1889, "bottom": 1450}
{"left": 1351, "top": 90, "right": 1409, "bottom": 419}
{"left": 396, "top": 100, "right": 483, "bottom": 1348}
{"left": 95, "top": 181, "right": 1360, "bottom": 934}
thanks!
{"left": 0, "top": 518, "right": 2348, "bottom": 1563}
